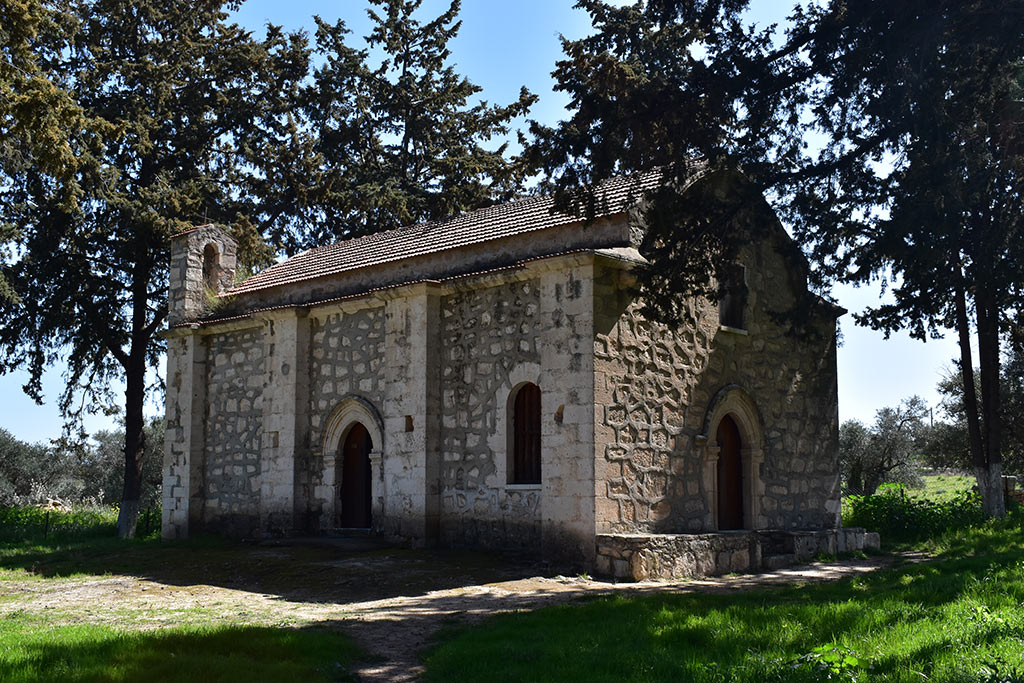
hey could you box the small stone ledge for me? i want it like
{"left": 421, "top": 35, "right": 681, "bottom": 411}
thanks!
{"left": 595, "top": 528, "right": 881, "bottom": 582}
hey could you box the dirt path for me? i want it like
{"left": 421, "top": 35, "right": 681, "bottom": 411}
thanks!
{"left": 0, "top": 544, "right": 910, "bottom": 682}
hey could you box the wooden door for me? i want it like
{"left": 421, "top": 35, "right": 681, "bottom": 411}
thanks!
{"left": 339, "top": 423, "right": 372, "bottom": 528}
{"left": 716, "top": 415, "right": 744, "bottom": 530}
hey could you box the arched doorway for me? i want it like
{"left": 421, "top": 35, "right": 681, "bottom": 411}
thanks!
{"left": 716, "top": 415, "right": 744, "bottom": 530}
{"left": 338, "top": 423, "right": 372, "bottom": 529}
{"left": 700, "top": 385, "right": 765, "bottom": 531}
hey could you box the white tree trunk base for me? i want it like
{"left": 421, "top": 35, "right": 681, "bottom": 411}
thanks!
{"left": 975, "top": 464, "right": 1007, "bottom": 518}
{"left": 117, "top": 499, "right": 140, "bottom": 538}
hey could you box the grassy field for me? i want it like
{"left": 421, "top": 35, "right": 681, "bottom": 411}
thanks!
{"left": 0, "top": 506, "right": 361, "bottom": 682}
{"left": 425, "top": 509, "right": 1024, "bottom": 682}
{"left": 3, "top": 474, "right": 1019, "bottom": 682}
{"left": 911, "top": 472, "right": 975, "bottom": 502}
{"left": 0, "top": 618, "right": 360, "bottom": 683}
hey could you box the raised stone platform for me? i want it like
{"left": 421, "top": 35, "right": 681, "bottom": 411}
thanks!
{"left": 596, "top": 528, "right": 881, "bottom": 581}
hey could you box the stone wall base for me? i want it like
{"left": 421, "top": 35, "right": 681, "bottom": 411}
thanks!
{"left": 595, "top": 528, "right": 881, "bottom": 582}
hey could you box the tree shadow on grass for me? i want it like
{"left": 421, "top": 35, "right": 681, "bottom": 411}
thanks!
{"left": 0, "top": 622, "right": 361, "bottom": 683}
{"left": 4, "top": 515, "right": 1022, "bottom": 681}
{"left": 0, "top": 535, "right": 559, "bottom": 604}
{"left": 420, "top": 535, "right": 1024, "bottom": 683}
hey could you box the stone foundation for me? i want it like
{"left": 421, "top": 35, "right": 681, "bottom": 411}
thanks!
{"left": 596, "top": 527, "right": 880, "bottom": 581}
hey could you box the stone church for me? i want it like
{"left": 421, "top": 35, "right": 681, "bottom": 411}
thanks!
{"left": 162, "top": 173, "right": 876, "bottom": 579}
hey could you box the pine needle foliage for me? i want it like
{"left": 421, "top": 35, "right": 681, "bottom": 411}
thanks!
{"left": 529, "top": 0, "right": 1024, "bottom": 515}
{"left": 0, "top": 0, "right": 536, "bottom": 537}
{"left": 0, "top": 0, "right": 315, "bottom": 537}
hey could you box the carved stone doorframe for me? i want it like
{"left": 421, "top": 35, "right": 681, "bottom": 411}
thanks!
{"left": 696, "top": 385, "right": 766, "bottom": 530}
{"left": 318, "top": 395, "right": 385, "bottom": 530}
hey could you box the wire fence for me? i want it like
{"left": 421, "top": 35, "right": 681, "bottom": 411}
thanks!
{"left": 0, "top": 505, "right": 161, "bottom": 542}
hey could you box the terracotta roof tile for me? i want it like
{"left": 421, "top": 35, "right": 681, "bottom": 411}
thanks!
{"left": 226, "top": 171, "right": 662, "bottom": 296}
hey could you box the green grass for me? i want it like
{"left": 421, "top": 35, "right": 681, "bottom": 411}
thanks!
{"left": 0, "top": 505, "right": 162, "bottom": 543}
{"left": 912, "top": 473, "right": 975, "bottom": 503}
{"left": 844, "top": 488, "right": 986, "bottom": 548}
{"left": 0, "top": 614, "right": 359, "bottom": 682}
{"left": 0, "top": 506, "right": 363, "bottom": 681}
{"left": 0, "top": 505, "right": 178, "bottom": 583}
{"left": 424, "top": 513, "right": 1024, "bottom": 682}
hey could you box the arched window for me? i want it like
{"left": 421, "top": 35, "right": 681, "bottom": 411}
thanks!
{"left": 202, "top": 243, "right": 220, "bottom": 291}
{"left": 510, "top": 382, "right": 541, "bottom": 484}
{"left": 719, "top": 263, "right": 747, "bottom": 330}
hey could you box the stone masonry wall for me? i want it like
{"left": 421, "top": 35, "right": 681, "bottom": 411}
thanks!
{"left": 593, "top": 230, "right": 841, "bottom": 534}
{"left": 168, "top": 224, "right": 237, "bottom": 325}
{"left": 308, "top": 306, "right": 386, "bottom": 529}
{"left": 439, "top": 279, "right": 543, "bottom": 549}
{"left": 202, "top": 327, "right": 265, "bottom": 536}
{"left": 162, "top": 333, "right": 204, "bottom": 538}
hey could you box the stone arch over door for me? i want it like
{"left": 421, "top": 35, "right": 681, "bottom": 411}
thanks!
{"left": 488, "top": 362, "right": 542, "bottom": 488}
{"left": 697, "top": 385, "right": 765, "bottom": 530}
{"left": 338, "top": 423, "right": 372, "bottom": 528}
{"left": 320, "top": 396, "right": 385, "bottom": 531}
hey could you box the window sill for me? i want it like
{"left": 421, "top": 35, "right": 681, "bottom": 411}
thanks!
{"left": 505, "top": 483, "right": 542, "bottom": 491}
{"left": 719, "top": 324, "right": 749, "bottom": 336}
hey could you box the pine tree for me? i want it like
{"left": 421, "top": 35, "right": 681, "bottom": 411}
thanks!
{"left": 0, "top": 0, "right": 313, "bottom": 536}
{"left": 0, "top": 0, "right": 85, "bottom": 182}
{"left": 1, "top": 0, "right": 540, "bottom": 536}
{"left": 779, "top": 0, "right": 1024, "bottom": 516}
{"left": 526, "top": 0, "right": 800, "bottom": 323}
{"left": 288, "top": 0, "right": 537, "bottom": 251}
{"left": 0, "top": 0, "right": 92, "bottom": 302}
{"left": 530, "top": 0, "right": 1024, "bottom": 516}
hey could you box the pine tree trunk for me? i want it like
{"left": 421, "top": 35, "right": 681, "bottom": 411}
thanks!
{"left": 117, "top": 258, "right": 151, "bottom": 539}
{"left": 117, "top": 351, "right": 146, "bottom": 538}
{"left": 975, "top": 462, "right": 1005, "bottom": 517}
{"left": 954, "top": 257, "right": 1005, "bottom": 517}
{"left": 975, "top": 289, "right": 1006, "bottom": 517}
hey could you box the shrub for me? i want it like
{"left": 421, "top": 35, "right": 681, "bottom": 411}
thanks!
{"left": 0, "top": 420, "right": 164, "bottom": 510}
{"left": 843, "top": 484, "right": 985, "bottom": 544}
{"left": 840, "top": 398, "right": 928, "bottom": 496}
{"left": 0, "top": 503, "right": 161, "bottom": 542}
{"left": 0, "top": 430, "right": 85, "bottom": 506}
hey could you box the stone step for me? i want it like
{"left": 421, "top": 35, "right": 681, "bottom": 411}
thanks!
{"left": 331, "top": 527, "right": 373, "bottom": 537}
{"left": 762, "top": 553, "right": 797, "bottom": 571}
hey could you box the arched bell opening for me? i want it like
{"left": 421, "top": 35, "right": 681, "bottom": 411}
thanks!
{"left": 202, "top": 243, "right": 221, "bottom": 291}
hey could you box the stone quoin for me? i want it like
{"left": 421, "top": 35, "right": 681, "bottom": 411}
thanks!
{"left": 162, "top": 172, "right": 878, "bottom": 580}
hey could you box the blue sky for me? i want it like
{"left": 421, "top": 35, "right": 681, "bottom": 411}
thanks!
{"left": 0, "top": 0, "right": 961, "bottom": 443}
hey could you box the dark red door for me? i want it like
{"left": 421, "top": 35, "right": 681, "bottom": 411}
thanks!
{"left": 716, "top": 415, "right": 744, "bottom": 530}
{"left": 339, "top": 423, "right": 372, "bottom": 528}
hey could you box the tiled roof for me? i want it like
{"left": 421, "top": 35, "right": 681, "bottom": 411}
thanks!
{"left": 226, "top": 171, "right": 663, "bottom": 296}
